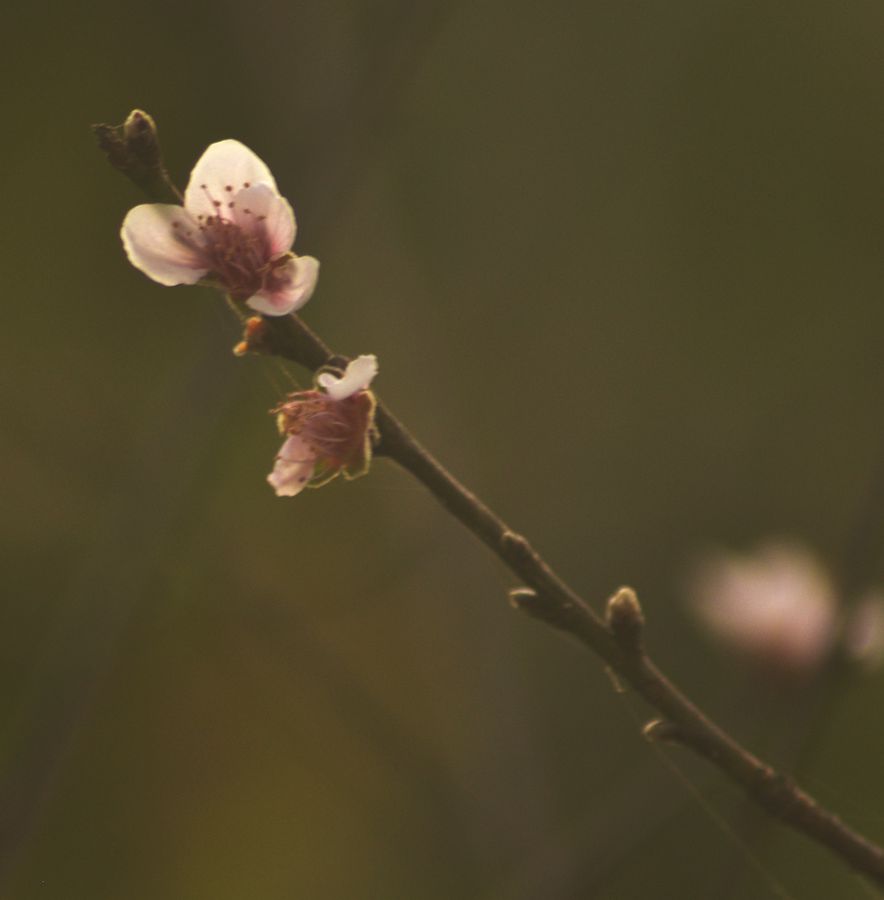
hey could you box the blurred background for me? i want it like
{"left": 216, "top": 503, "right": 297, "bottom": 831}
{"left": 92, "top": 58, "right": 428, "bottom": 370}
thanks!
{"left": 4, "top": 1, "right": 884, "bottom": 897}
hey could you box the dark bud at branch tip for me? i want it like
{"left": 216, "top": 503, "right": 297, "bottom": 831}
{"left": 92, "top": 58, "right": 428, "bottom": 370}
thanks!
{"left": 123, "top": 110, "right": 152, "bottom": 139}
{"left": 606, "top": 586, "right": 644, "bottom": 649}
{"left": 123, "top": 109, "right": 162, "bottom": 168}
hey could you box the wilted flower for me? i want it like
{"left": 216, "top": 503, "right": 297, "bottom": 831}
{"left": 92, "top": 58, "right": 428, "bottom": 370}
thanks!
{"left": 121, "top": 139, "right": 318, "bottom": 315}
{"left": 268, "top": 355, "right": 378, "bottom": 497}
{"left": 688, "top": 542, "right": 838, "bottom": 675}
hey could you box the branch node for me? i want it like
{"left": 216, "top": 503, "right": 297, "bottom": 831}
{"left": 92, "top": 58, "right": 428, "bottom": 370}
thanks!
{"left": 751, "top": 767, "right": 807, "bottom": 816}
{"left": 642, "top": 718, "right": 683, "bottom": 744}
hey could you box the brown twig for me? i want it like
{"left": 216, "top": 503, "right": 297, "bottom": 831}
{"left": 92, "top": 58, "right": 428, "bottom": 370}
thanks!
{"left": 96, "top": 113, "right": 884, "bottom": 891}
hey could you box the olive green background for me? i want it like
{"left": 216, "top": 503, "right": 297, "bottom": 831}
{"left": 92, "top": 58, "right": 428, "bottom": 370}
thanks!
{"left": 4, "top": 2, "right": 884, "bottom": 897}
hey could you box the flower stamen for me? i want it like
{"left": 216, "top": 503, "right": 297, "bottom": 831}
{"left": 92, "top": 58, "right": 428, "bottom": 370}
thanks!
{"left": 267, "top": 356, "right": 379, "bottom": 496}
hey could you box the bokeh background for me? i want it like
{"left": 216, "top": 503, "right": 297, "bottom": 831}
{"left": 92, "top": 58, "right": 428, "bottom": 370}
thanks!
{"left": 5, "top": 2, "right": 884, "bottom": 897}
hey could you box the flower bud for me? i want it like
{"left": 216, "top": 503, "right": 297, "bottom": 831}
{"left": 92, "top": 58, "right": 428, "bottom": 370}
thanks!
{"left": 122, "top": 109, "right": 161, "bottom": 169}
{"left": 844, "top": 591, "right": 884, "bottom": 670}
{"left": 606, "top": 586, "right": 644, "bottom": 651}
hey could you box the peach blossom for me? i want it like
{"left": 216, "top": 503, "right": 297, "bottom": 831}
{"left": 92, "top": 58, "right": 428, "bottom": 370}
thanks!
{"left": 122, "top": 140, "right": 318, "bottom": 315}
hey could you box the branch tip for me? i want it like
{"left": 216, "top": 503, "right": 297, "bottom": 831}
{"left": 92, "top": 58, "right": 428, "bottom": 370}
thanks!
{"left": 93, "top": 108, "right": 181, "bottom": 204}
{"left": 501, "top": 530, "right": 532, "bottom": 560}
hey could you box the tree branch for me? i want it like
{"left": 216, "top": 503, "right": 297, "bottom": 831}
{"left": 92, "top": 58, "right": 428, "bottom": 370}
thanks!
{"left": 257, "top": 311, "right": 884, "bottom": 889}
{"left": 96, "top": 114, "right": 884, "bottom": 890}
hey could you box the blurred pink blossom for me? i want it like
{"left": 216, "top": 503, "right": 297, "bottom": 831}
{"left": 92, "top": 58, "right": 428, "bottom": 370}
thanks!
{"left": 689, "top": 542, "right": 838, "bottom": 675}
{"left": 121, "top": 140, "right": 318, "bottom": 315}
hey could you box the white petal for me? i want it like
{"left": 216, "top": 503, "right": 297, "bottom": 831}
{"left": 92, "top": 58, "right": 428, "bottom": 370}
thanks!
{"left": 318, "top": 354, "right": 379, "bottom": 400}
{"left": 184, "top": 139, "right": 278, "bottom": 220}
{"left": 267, "top": 435, "right": 316, "bottom": 497}
{"left": 121, "top": 204, "right": 209, "bottom": 286}
{"left": 246, "top": 255, "right": 320, "bottom": 317}
{"left": 231, "top": 183, "right": 295, "bottom": 256}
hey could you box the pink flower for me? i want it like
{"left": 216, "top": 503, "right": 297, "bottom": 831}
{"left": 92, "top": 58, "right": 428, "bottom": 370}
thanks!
{"left": 121, "top": 140, "right": 319, "bottom": 315}
{"left": 688, "top": 542, "right": 837, "bottom": 675}
{"left": 268, "top": 355, "right": 378, "bottom": 497}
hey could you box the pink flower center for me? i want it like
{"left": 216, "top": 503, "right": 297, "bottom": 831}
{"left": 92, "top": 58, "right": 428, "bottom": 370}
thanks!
{"left": 274, "top": 391, "right": 374, "bottom": 472}
{"left": 172, "top": 182, "right": 286, "bottom": 300}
